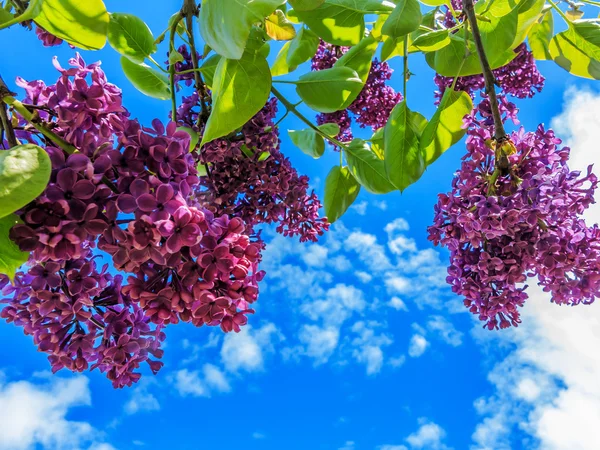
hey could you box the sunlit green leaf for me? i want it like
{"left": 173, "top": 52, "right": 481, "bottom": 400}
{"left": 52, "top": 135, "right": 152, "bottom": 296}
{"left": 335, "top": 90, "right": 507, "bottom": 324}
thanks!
{"left": 266, "top": 10, "right": 296, "bottom": 40}
{"left": 108, "top": 13, "right": 156, "bottom": 64}
{"left": 289, "top": 0, "right": 325, "bottom": 11}
{"left": 289, "top": 129, "right": 325, "bottom": 158}
{"left": 35, "top": 0, "right": 109, "bottom": 50}
{"left": 0, "top": 144, "right": 51, "bottom": 219}
{"left": 0, "top": 214, "right": 29, "bottom": 281}
{"left": 528, "top": 8, "right": 553, "bottom": 60}
{"left": 120, "top": 57, "right": 170, "bottom": 100}
{"left": 412, "top": 29, "right": 450, "bottom": 52}
{"left": 334, "top": 34, "right": 378, "bottom": 82}
{"left": 324, "top": 166, "right": 361, "bottom": 223}
{"left": 382, "top": 0, "right": 421, "bottom": 39}
{"left": 370, "top": 127, "right": 384, "bottom": 160}
{"left": 177, "top": 127, "right": 200, "bottom": 152}
{"left": 295, "top": 66, "right": 363, "bottom": 113}
{"left": 199, "top": 0, "right": 281, "bottom": 59}
{"left": 384, "top": 101, "right": 424, "bottom": 192}
{"left": 200, "top": 54, "right": 222, "bottom": 89}
{"left": 420, "top": 89, "right": 472, "bottom": 166}
{"left": 345, "top": 139, "right": 397, "bottom": 194}
{"left": 201, "top": 51, "right": 272, "bottom": 144}
{"left": 549, "top": 20, "right": 600, "bottom": 79}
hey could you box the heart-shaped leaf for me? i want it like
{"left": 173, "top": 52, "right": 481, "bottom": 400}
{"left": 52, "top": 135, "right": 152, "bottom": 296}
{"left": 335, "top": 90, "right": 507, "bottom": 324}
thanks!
{"left": 324, "top": 166, "right": 360, "bottom": 223}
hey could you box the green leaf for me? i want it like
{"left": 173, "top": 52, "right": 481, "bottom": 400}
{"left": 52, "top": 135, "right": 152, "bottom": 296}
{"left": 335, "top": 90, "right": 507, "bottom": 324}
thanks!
{"left": 289, "top": 0, "right": 325, "bottom": 11}
{"left": 381, "top": 35, "right": 407, "bottom": 61}
{"left": 177, "top": 127, "right": 200, "bottom": 152}
{"left": 34, "top": 0, "right": 109, "bottom": 50}
{"left": 334, "top": 34, "right": 378, "bottom": 82}
{"left": 420, "top": 89, "right": 472, "bottom": 166}
{"left": 287, "top": 27, "right": 320, "bottom": 66}
{"left": 201, "top": 52, "right": 272, "bottom": 145}
{"left": 324, "top": 166, "right": 360, "bottom": 223}
{"left": 199, "top": 0, "right": 282, "bottom": 60}
{"left": 511, "top": 0, "right": 545, "bottom": 48}
{"left": 419, "top": 0, "right": 447, "bottom": 5}
{"left": 120, "top": 57, "right": 170, "bottom": 100}
{"left": 108, "top": 13, "right": 156, "bottom": 64}
{"left": 412, "top": 29, "right": 450, "bottom": 52}
{"left": 528, "top": 9, "right": 553, "bottom": 60}
{"left": 200, "top": 54, "right": 222, "bottom": 89}
{"left": 549, "top": 20, "right": 600, "bottom": 79}
{"left": 289, "top": 129, "right": 325, "bottom": 158}
{"left": 0, "top": 0, "right": 42, "bottom": 28}
{"left": 272, "top": 42, "right": 296, "bottom": 76}
{"left": 0, "top": 214, "right": 29, "bottom": 281}
{"left": 290, "top": 0, "right": 393, "bottom": 46}
{"left": 346, "top": 139, "right": 397, "bottom": 194}
{"left": 0, "top": 9, "right": 14, "bottom": 26}
{"left": 258, "top": 151, "right": 271, "bottom": 161}
{"left": 383, "top": 101, "right": 424, "bottom": 192}
{"left": 382, "top": 0, "right": 422, "bottom": 39}
{"left": 370, "top": 127, "right": 384, "bottom": 160}
{"left": 288, "top": 123, "right": 339, "bottom": 158}
{"left": 0, "top": 144, "right": 51, "bottom": 219}
{"left": 265, "top": 9, "right": 296, "bottom": 40}
{"left": 295, "top": 66, "right": 363, "bottom": 113}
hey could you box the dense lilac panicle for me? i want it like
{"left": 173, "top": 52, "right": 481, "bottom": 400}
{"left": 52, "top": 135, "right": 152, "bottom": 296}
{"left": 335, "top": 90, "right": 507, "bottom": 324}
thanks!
{"left": 434, "top": 44, "right": 545, "bottom": 103}
{"left": 429, "top": 102, "right": 600, "bottom": 330}
{"left": 178, "top": 89, "right": 329, "bottom": 242}
{"left": 0, "top": 253, "right": 165, "bottom": 388}
{"left": 311, "top": 40, "right": 402, "bottom": 141}
{"left": 2, "top": 54, "right": 266, "bottom": 387}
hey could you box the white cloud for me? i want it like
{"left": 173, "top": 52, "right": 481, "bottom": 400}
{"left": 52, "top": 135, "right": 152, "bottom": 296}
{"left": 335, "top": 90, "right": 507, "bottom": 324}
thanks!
{"left": 329, "top": 255, "right": 352, "bottom": 272}
{"left": 221, "top": 323, "right": 282, "bottom": 373}
{"left": 355, "top": 271, "right": 373, "bottom": 283}
{"left": 389, "top": 355, "right": 406, "bottom": 368}
{"left": 385, "top": 276, "right": 412, "bottom": 294}
{"left": 378, "top": 446, "right": 408, "bottom": 450}
{"left": 351, "top": 201, "right": 368, "bottom": 215}
{"left": 172, "top": 365, "right": 231, "bottom": 398}
{"left": 408, "top": 335, "right": 429, "bottom": 358}
{"left": 388, "top": 296, "right": 408, "bottom": 311}
{"left": 338, "top": 441, "right": 356, "bottom": 450}
{"left": 385, "top": 218, "right": 410, "bottom": 233}
{"left": 252, "top": 432, "right": 266, "bottom": 440}
{"left": 301, "top": 244, "right": 329, "bottom": 267}
{"left": 345, "top": 231, "right": 393, "bottom": 271}
{"left": 374, "top": 200, "right": 388, "bottom": 211}
{"left": 301, "top": 283, "right": 366, "bottom": 326}
{"left": 0, "top": 375, "right": 112, "bottom": 450}
{"left": 426, "top": 316, "right": 463, "bottom": 347}
{"left": 350, "top": 321, "right": 393, "bottom": 375}
{"left": 124, "top": 381, "right": 160, "bottom": 415}
{"left": 298, "top": 325, "right": 340, "bottom": 364}
{"left": 406, "top": 418, "right": 450, "bottom": 449}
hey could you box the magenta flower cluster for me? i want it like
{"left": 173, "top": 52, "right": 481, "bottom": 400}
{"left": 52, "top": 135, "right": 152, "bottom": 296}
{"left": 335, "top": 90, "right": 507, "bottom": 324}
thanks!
{"left": 434, "top": 44, "right": 545, "bottom": 103}
{"left": 311, "top": 40, "right": 403, "bottom": 143}
{"left": 0, "top": 51, "right": 325, "bottom": 387}
{"left": 428, "top": 102, "right": 600, "bottom": 330}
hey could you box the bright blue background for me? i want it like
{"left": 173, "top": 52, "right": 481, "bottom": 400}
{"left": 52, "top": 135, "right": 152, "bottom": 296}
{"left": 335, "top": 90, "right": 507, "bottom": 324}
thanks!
{"left": 1, "top": 2, "right": 597, "bottom": 449}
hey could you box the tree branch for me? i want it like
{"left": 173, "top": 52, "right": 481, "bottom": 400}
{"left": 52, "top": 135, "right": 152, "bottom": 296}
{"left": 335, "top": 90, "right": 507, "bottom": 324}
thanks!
{"left": 463, "top": 0, "right": 506, "bottom": 141}
{"left": 183, "top": 0, "right": 209, "bottom": 125}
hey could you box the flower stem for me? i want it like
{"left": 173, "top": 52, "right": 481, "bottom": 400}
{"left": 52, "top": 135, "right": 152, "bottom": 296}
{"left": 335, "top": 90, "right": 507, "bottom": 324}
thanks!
{"left": 169, "top": 12, "right": 183, "bottom": 123}
{"left": 403, "top": 38, "right": 409, "bottom": 100}
{"left": 270, "top": 86, "right": 349, "bottom": 151}
{"left": 463, "top": 0, "right": 506, "bottom": 141}
{"left": 0, "top": 101, "right": 18, "bottom": 147}
{"left": 547, "top": 0, "right": 571, "bottom": 23}
{"left": 183, "top": 0, "right": 209, "bottom": 124}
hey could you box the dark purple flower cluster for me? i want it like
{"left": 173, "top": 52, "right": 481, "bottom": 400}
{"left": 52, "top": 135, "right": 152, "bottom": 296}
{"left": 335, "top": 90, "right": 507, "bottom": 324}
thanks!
{"left": 434, "top": 44, "right": 545, "bottom": 103}
{"left": 35, "top": 26, "right": 63, "bottom": 47}
{"left": 1, "top": 54, "right": 270, "bottom": 387}
{"left": 176, "top": 70, "right": 329, "bottom": 242}
{"left": 428, "top": 102, "right": 600, "bottom": 330}
{"left": 311, "top": 40, "right": 403, "bottom": 143}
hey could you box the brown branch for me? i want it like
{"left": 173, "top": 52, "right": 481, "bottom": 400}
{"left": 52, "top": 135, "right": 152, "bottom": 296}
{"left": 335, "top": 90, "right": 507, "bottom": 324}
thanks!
{"left": 463, "top": 0, "right": 506, "bottom": 141}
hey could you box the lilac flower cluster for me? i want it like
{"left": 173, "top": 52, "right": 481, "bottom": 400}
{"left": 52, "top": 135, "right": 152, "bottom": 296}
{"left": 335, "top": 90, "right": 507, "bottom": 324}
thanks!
{"left": 176, "top": 73, "right": 329, "bottom": 242}
{"left": 35, "top": 26, "right": 64, "bottom": 47}
{"left": 428, "top": 102, "right": 600, "bottom": 330}
{"left": 311, "top": 40, "right": 403, "bottom": 143}
{"left": 434, "top": 44, "right": 545, "bottom": 103}
{"left": 1, "top": 54, "right": 268, "bottom": 386}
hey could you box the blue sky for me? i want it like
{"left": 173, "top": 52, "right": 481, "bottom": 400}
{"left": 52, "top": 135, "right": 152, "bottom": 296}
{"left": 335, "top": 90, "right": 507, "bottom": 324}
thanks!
{"left": 2, "top": 2, "right": 600, "bottom": 450}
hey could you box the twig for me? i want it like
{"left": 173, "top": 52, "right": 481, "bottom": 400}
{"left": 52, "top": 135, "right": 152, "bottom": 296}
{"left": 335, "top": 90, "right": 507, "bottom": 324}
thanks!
{"left": 183, "top": 0, "right": 209, "bottom": 124}
{"left": 271, "top": 86, "right": 349, "bottom": 150}
{"left": 463, "top": 0, "right": 506, "bottom": 141}
{"left": 169, "top": 12, "right": 183, "bottom": 123}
